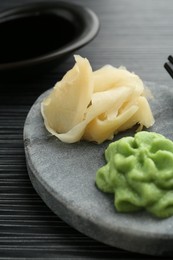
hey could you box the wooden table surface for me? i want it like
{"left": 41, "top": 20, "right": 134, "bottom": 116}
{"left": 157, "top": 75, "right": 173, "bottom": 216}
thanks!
{"left": 1, "top": 0, "right": 173, "bottom": 258}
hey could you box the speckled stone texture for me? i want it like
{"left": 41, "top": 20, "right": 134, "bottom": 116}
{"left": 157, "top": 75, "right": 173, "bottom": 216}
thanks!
{"left": 24, "top": 82, "right": 173, "bottom": 256}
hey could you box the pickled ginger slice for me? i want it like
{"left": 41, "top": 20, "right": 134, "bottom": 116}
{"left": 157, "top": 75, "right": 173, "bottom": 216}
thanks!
{"left": 41, "top": 55, "right": 93, "bottom": 134}
{"left": 118, "top": 96, "right": 155, "bottom": 132}
{"left": 83, "top": 105, "right": 138, "bottom": 143}
{"left": 93, "top": 65, "right": 144, "bottom": 95}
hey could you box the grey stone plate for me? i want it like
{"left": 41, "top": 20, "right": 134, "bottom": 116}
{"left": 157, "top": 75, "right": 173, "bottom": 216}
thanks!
{"left": 24, "top": 82, "right": 173, "bottom": 256}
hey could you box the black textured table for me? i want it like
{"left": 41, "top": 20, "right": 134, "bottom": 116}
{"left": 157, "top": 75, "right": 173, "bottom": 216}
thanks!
{"left": 1, "top": 0, "right": 173, "bottom": 259}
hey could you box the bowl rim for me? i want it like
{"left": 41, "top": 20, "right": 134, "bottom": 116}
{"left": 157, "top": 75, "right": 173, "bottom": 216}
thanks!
{"left": 0, "top": 1, "right": 100, "bottom": 71}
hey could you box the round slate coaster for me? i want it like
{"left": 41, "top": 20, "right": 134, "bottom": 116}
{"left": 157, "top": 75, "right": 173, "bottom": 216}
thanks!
{"left": 24, "top": 82, "right": 173, "bottom": 256}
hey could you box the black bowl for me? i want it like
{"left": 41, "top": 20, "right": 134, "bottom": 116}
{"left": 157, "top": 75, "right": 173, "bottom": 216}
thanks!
{"left": 0, "top": 1, "right": 99, "bottom": 79}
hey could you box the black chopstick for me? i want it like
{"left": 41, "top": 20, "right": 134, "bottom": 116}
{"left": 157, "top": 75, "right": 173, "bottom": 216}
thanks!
{"left": 164, "top": 55, "right": 173, "bottom": 79}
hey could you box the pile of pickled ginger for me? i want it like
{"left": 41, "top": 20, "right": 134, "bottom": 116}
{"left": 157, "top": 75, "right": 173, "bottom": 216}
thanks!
{"left": 41, "top": 55, "right": 154, "bottom": 144}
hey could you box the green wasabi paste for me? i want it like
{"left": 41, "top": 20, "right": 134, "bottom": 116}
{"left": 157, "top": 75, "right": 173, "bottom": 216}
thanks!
{"left": 96, "top": 131, "right": 173, "bottom": 218}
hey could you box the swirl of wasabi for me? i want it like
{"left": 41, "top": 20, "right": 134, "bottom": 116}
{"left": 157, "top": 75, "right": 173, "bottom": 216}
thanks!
{"left": 96, "top": 131, "right": 173, "bottom": 218}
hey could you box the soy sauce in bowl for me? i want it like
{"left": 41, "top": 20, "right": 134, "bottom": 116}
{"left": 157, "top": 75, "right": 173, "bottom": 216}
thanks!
{"left": 0, "top": 14, "right": 76, "bottom": 63}
{"left": 0, "top": 2, "right": 99, "bottom": 79}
